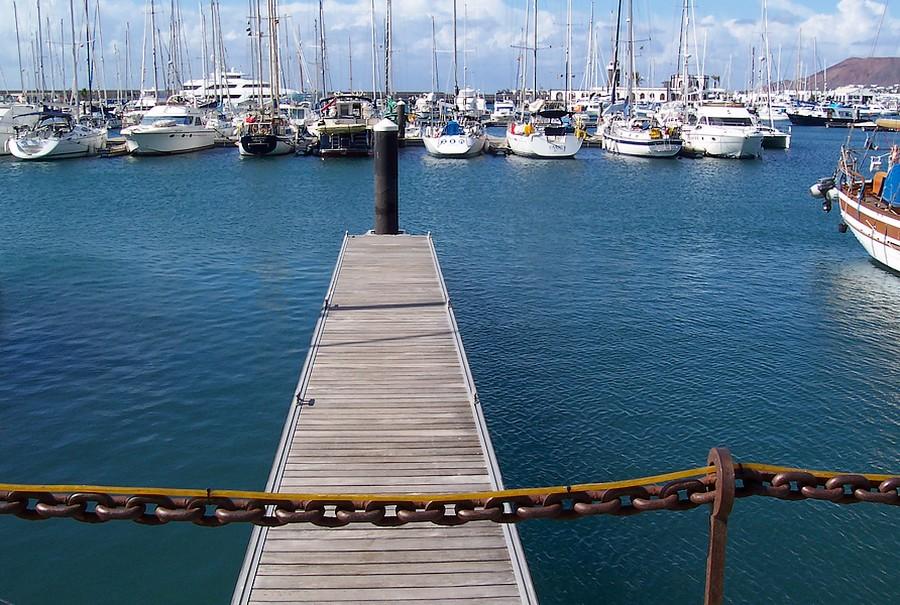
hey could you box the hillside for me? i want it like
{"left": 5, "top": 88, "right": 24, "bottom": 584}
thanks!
{"left": 802, "top": 57, "right": 900, "bottom": 88}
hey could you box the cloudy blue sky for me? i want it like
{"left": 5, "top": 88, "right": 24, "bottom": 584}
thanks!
{"left": 1, "top": 0, "right": 897, "bottom": 94}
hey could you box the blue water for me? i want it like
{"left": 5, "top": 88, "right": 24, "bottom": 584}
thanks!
{"left": 1, "top": 129, "right": 897, "bottom": 604}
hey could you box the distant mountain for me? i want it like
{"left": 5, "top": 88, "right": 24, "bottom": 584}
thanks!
{"left": 801, "top": 57, "right": 900, "bottom": 89}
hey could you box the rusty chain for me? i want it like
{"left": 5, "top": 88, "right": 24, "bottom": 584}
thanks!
{"left": 1, "top": 460, "right": 896, "bottom": 528}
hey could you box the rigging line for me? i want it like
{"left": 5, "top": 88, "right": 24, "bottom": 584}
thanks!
{"left": 870, "top": 0, "right": 889, "bottom": 58}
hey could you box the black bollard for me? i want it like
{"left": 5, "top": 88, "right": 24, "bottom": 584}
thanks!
{"left": 396, "top": 100, "right": 407, "bottom": 147}
{"left": 374, "top": 118, "right": 399, "bottom": 235}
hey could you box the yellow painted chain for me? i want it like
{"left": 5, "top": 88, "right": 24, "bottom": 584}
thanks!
{"left": 0, "top": 463, "right": 894, "bottom": 503}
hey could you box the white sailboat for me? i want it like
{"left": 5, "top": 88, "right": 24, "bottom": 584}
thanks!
{"left": 8, "top": 0, "right": 106, "bottom": 160}
{"left": 122, "top": 99, "right": 216, "bottom": 155}
{"left": 422, "top": 3, "right": 486, "bottom": 158}
{"left": 0, "top": 103, "right": 40, "bottom": 155}
{"left": 506, "top": 0, "right": 584, "bottom": 159}
{"left": 8, "top": 111, "right": 107, "bottom": 160}
{"left": 757, "top": 0, "right": 791, "bottom": 150}
{"left": 600, "top": 0, "right": 681, "bottom": 158}
{"left": 423, "top": 119, "right": 485, "bottom": 158}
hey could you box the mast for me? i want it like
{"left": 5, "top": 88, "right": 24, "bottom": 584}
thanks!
{"left": 201, "top": 3, "right": 209, "bottom": 97}
{"left": 533, "top": 0, "right": 538, "bottom": 95}
{"left": 255, "top": 0, "right": 264, "bottom": 106}
{"left": 96, "top": 0, "right": 108, "bottom": 105}
{"left": 762, "top": 0, "right": 774, "bottom": 128}
{"left": 150, "top": 0, "right": 161, "bottom": 101}
{"left": 370, "top": 0, "right": 377, "bottom": 102}
{"left": 813, "top": 36, "right": 818, "bottom": 95}
{"left": 625, "top": 0, "right": 633, "bottom": 111}
{"left": 125, "top": 22, "right": 131, "bottom": 100}
{"left": 13, "top": 1, "right": 26, "bottom": 100}
{"left": 431, "top": 16, "right": 437, "bottom": 94}
{"left": 565, "top": 0, "right": 571, "bottom": 105}
{"left": 84, "top": 0, "right": 94, "bottom": 111}
{"left": 452, "top": 0, "right": 458, "bottom": 95}
{"left": 384, "top": 0, "right": 392, "bottom": 97}
{"left": 69, "top": 0, "right": 78, "bottom": 112}
{"left": 37, "top": 0, "right": 46, "bottom": 101}
{"left": 609, "top": 0, "right": 622, "bottom": 104}
{"left": 348, "top": 35, "right": 353, "bottom": 91}
{"left": 318, "top": 0, "right": 327, "bottom": 98}
{"left": 585, "top": 1, "right": 594, "bottom": 90}
{"left": 268, "top": 0, "right": 280, "bottom": 113}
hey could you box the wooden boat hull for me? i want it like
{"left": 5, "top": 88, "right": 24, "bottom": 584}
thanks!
{"left": 837, "top": 187, "right": 900, "bottom": 272}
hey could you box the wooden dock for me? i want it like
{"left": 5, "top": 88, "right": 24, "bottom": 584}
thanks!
{"left": 232, "top": 233, "right": 537, "bottom": 604}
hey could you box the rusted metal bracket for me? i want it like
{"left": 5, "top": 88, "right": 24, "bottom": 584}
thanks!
{"left": 704, "top": 447, "right": 735, "bottom": 605}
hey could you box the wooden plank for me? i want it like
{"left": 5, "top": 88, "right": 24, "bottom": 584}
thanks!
{"left": 232, "top": 234, "right": 535, "bottom": 605}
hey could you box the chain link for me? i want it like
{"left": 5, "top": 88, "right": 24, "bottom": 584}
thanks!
{"left": 2, "top": 463, "right": 895, "bottom": 527}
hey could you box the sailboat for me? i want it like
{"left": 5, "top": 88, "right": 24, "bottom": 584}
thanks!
{"left": 0, "top": 102, "right": 39, "bottom": 155}
{"left": 8, "top": 0, "right": 106, "bottom": 160}
{"left": 237, "top": 0, "right": 296, "bottom": 156}
{"left": 600, "top": 0, "right": 681, "bottom": 158}
{"left": 422, "top": 3, "right": 486, "bottom": 158}
{"left": 506, "top": 0, "right": 584, "bottom": 159}
{"left": 757, "top": 0, "right": 790, "bottom": 149}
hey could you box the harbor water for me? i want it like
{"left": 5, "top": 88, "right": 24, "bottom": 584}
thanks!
{"left": 1, "top": 127, "right": 897, "bottom": 603}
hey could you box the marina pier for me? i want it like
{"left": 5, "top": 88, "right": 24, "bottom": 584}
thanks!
{"left": 231, "top": 233, "right": 536, "bottom": 604}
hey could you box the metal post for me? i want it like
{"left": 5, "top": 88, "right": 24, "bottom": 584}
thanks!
{"left": 704, "top": 447, "right": 735, "bottom": 605}
{"left": 396, "top": 99, "right": 406, "bottom": 146}
{"left": 373, "top": 118, "right": 399, "bottom": 235}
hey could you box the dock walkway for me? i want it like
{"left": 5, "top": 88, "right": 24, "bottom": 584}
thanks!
{"left": 232, "top": 233, "right": 536, "bottom": 604}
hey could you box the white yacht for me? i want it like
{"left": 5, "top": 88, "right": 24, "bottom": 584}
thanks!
{"left": 180, "top": 70, "right": 298, "bottom": 107}
{"left": 489, "top": 98, "right": 517, "bottom": 124}
{"left": 681, "top": 105, "right": 764, "bottom": 159}
{"left": 423, "top": 119, "right": 485, "bottom": 158}
{"left": 0, "top": 102, "right": 39, "bottom": 155}
{"left": 122, "top": 93, "right": 160, "bottom": 128}
{"left": 8, "top": 111, "right": 107, "bottom": 160}
{"left": 507, "top": 101, "right": 584, "bottom": 159}
{"left": 122, "top": 101, "right": 216, "bottom": 155}
{"left": 456, "top": 87, "right": 487, "bottom": 118}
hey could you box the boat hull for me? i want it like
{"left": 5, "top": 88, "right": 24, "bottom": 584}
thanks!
{"left": 761, "top": 131, "right": 791, "bottom": 149}
{"left": 787, "top": 112, "right": 857, "bottom": 126}
{"left": 238, "top": 134, "right": 295, "bottom": 156}
{"left": 837, "top": 187, "right": 900, "bottom": 272}
{"left": 125, "top": 128, "right": 216, "bottom": 155}
{"left": 682, "top": 130, "right": 763, "bottom": 159}
{"left": 506, "top": 132, "right": 582, "bottom": 159}
{"left": 422, "top": 134, "right": 485, "bottom": 158}
{"left": 602, "top": 132, "right": 681, "bottom": 158}
{"left": 8, "top": 130, "right": 106, "bottom": 160}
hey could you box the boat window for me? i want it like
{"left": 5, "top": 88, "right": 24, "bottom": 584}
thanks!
{"left": 140, "top": 116, "right": 193, "bottom": 126}
{"left": 706, "top": 117, "right": 753, "bottom": 126}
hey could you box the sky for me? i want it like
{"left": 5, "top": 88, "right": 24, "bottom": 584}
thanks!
{"left": 1, "top": 0, "right": 898, "bottom": 95}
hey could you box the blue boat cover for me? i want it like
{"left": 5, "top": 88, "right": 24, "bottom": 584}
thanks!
{"left": 442, "top": 121, "right": 463, "bottom": 136}
{"left": 881, "top": 165, "right": 900, "bottom": 206}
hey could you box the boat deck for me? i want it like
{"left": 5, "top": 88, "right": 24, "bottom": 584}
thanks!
{"left": 231, "top": 233, "right": 536, "bottom": 604}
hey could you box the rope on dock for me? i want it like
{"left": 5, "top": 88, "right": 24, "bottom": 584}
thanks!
{"left": 1, "top": 454, "right": 896, "bottom": 527}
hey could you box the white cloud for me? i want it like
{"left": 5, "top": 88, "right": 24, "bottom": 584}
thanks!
{"left": 0, "top": 0, "right": 896, "bottom": 95}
